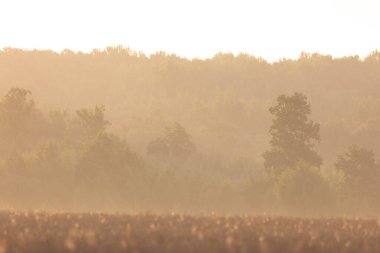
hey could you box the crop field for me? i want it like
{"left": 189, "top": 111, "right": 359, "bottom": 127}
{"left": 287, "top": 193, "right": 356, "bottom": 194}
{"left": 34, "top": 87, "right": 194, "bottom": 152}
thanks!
{"left": 0, "top": 211, "right": 379, "bottom": 253}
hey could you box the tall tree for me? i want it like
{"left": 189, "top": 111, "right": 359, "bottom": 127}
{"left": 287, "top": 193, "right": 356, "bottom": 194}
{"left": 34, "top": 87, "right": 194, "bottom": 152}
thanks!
{"left": 263, "top": 92, "right": 322, "bottom": 177}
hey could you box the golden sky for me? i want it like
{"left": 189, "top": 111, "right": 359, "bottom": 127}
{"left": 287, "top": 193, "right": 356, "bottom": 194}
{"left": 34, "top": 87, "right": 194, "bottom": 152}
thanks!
{"left": 0, "top": 0, "right": 379, "bottom": 61}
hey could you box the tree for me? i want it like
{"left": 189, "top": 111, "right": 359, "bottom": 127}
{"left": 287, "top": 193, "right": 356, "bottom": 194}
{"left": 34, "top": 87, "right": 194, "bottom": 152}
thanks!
{"left": 77, "top": 133, "right": 140, "bottom": 179}
{"left": 76, "top": 133, "right": 142, "bottom": 209}
{"left": 0, "top": 88, "right": 34, "bottom": 131}
{"left": 336, "top": 145, "right": 379, "bottom": 184}
{"left": 76, "top": 105, "right": 110, "bottom": 140}
{"left": 263, "top": 93, "right": 322, "bottom": 177}
{"left": 0, "top": 88, "right": 42, "bottom": 154}
{"left": 335, "top": 145, "right": 380, "bottom": 212}
{"left": 147, "top": 122, "right": 196, "bottom": 158}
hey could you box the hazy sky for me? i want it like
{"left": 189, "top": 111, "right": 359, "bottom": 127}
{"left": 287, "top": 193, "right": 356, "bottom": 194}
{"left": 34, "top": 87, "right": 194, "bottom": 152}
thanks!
{"left": 0, "top": 0, "right": 379, "bottom": 61}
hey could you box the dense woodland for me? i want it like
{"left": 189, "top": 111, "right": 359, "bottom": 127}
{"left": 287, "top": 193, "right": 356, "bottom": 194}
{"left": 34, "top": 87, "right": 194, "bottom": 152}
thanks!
{"left": 0, "top": 47, "right": 380, "bottom": 215}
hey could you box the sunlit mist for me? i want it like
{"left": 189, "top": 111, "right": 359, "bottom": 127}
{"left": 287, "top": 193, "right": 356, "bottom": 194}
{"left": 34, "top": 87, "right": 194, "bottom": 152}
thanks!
{"left": 1, "top": 1, "right": 380, "bottom": 252}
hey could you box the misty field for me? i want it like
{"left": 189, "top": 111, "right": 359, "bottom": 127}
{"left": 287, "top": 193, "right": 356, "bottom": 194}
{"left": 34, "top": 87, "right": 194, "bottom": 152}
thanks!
{"left": 0, "top": 211, "right": 379, "bottom": 253}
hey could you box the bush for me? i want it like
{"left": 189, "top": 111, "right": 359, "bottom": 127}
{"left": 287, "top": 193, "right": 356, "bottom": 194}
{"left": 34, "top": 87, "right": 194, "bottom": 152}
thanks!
{"left": 275, "top": 163, "right": 335, "bottom": 216}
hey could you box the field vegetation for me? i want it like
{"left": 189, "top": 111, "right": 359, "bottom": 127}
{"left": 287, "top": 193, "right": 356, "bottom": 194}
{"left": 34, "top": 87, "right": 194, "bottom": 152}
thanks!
{"left": 0, "top": 211, "right": 379, "bottom": 253}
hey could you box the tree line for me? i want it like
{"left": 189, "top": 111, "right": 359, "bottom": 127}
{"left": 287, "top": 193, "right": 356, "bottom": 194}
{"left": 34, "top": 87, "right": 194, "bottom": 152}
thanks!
{"left": 0, "top": 87, "right": 379, "bottom": 215}
{"left": 1, "top": 47, "right": 380, "bottom": 168}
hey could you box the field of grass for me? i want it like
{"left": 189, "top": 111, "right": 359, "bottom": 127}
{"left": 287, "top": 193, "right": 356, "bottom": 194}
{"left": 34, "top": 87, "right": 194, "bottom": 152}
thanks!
{"left": 0, "top": 211, "right": 379, "bottom": 253}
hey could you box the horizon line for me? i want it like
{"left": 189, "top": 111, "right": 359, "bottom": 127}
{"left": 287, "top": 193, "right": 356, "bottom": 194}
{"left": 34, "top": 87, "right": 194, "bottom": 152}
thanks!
{"left": 1, "top": 45, "right": 379, "bottom": 63}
